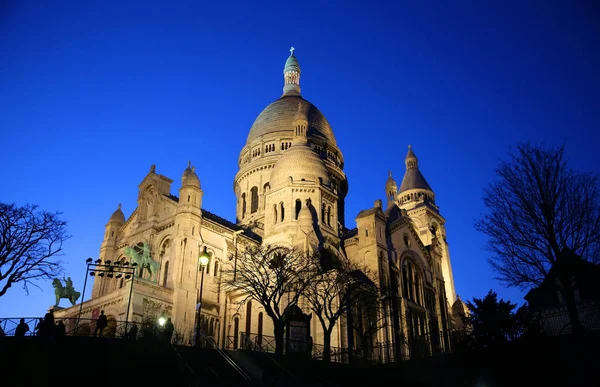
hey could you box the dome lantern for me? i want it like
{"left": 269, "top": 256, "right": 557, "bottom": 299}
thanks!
{"left": 283, "top": 47, "right": 301, "bottom": 96}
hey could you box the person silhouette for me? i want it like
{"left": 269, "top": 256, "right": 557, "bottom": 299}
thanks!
{"left": 163, "top": 318, "right": 174, "bottom": 344}
{"left": 127, "top": 321, "right": 138, "bottom": 340}
{"left": 43, "top": 310, "right": 55, "bottom": 338}
{"left": 94, "top": 310, "right": 108, "bottom": 337}
{"left": 35, "top": 318, "right": 44, "bottom": 337}
{"left": 15, "top": 318, "right": 30, "bottom": 338}
{"left": 55, "top": 320, "right": 66, "bottom": 339}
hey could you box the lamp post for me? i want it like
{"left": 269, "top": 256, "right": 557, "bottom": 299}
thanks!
{"left": 76, "top": 258, "right": 137, "bottom": 335}
{"left": 195, "top": 246, "right": 210, "bottom": 346}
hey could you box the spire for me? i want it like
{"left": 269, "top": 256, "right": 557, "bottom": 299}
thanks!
{"left": 405, "top": 145, "right": 418, "bottom": 169}
{"left": 399, "top": 145, "right": 434, "bottom": 194}
{"left": 283, "top": 47, "right": 301, "bottom": 96}
{"left": 386, "top": 170, "right": 398, "bottom": 207}
{"left": 292, "top": 101, "right": 308, "bottom": 146}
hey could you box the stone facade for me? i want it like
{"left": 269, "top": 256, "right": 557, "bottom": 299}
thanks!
{"left": 54, "top": 50, "right": 462, "bottom": 357}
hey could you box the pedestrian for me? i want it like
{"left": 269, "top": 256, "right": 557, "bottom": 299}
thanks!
{"left": 43, "top": 310, "right": 55, "bottom": 339}
{"left": 15, "top": 318, "right": 30, "bottom": 338}
{"left": 35, "top": 318, "right": 44, "bottom": 337}
{"left": 127, "top": 321, "right": 138, "bottom": 340}
{"left": 55, "top": 320, "right": 66, "bottom": 339}
{"left": 163, "top": 318, "right": 174, "bottom": 344}
{"left": 94, "top": 310, "right": 108, "bottom": 337}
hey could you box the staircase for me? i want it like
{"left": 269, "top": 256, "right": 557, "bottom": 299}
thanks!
{"left": 0, "top": 336, "right": 231, "bottom": 386}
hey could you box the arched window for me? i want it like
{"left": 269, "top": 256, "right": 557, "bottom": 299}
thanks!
{"left": 119, "top": 257, "right": 126, "bottom": 288}
{"left": 295, "top": 199, "right": 301, "bottom": 220}
{"left": 245, "top": 301, "right": 252, "bottom": 335}
{"left": 250, "top": 186, "right": 259, "bottom": 214}
{"left": 402, "top": 259, "right": 423, "bottom": 306}
{"left": 263, "top": 183, "right": 270, "bottom": 210}
{"left": 213, "top": 260, "right": 219, "bottom": 277}
{"left": 258, "top": 312, "right": 263, "bottom": 345}
{"left": 241, "top": 193, "right": 247, "bottom": 219}
{"left": 327, "top": 206, "right": 332, "bottom": 226}
{"left": 163, "top": 261, "right": 169, "bottom": 287}
{"left": 280, "top": 202, "right": 285, "bottom": 222}
{"left": 273, "top": 205, "right": 278, "bottom": 223}
{"left": 321, "top": 203, "right": 326, "bottom": 222}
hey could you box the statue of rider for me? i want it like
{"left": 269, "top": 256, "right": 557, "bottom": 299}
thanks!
{"left": 64, "top": 276, "right": 74, "bottom": 296}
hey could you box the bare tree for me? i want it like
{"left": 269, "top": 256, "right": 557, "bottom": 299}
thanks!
{"left": 304, "top": 256, "right": 376, "bottom": 362}
{"left": 348, "top": 280, "right": 386, "bottom": 362}
{"left": 0, "top": 202, "right": 69, "bottom": 297}
{"left": 221, "top": 244, "right": 314, "bottom": 356}
{"left": 476, "top": 142, "right": 600, "bottom": 287}
{"left": 476, "top": 142, "right": 600, "bottom": 332}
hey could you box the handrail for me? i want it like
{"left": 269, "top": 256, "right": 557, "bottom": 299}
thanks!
{"left": 251, "top": 334, "right": 300, "bottom": 385}
{"left": 198, "top": 330, "right": 252, "bottom": 381}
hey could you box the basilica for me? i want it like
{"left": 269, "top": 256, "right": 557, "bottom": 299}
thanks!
{"left": 54, "top": 49, "right": 462, "bottom": 359}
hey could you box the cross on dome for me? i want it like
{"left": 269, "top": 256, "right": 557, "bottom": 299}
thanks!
{"left": 290, "top": 46, "right": 295, "bottom": 56}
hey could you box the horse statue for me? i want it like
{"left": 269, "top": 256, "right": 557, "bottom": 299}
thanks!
{"left": 124, "top": 243, "right": 160, "bottom": 283}
{"left": 52, "top": 277, "right": 81, "bottom": 306}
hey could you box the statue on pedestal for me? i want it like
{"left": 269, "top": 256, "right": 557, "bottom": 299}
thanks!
{"left": 52, "top": 277, "right": 81, "bottom": 306}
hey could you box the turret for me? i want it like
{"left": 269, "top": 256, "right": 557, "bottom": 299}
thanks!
{"left": 385, "top": 171, "right": 398, "bottom": 208}
{"left": 178, "top": 162, "right": 203, "bottom": 213}
{"left": 398, "top": 145, "right": 435, "bottom": 207}
{"left": 102, "top": 203, "right": 125, "bottom": 246}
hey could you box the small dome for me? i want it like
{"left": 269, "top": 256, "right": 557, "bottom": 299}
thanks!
{"left": 270, "top": 146, "right": 330, "bottom": 189}
{"left": 386, "top": 171, "right": 397, "bottom": 192}
{"left": 182, "top": 166, "right": 201, "bottom": 188}
{"left": 284, "top": 54, "right": 300, "bottom": 73}
{"left": 109, "top": 204, "right": 125, "bottom": 224}
{"left": 181, "top": 161, "right": 192, "bottom": 184}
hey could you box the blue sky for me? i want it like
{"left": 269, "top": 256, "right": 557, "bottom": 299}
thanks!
{"left": 1, "top": 1, "right": 599, "bottom": 317}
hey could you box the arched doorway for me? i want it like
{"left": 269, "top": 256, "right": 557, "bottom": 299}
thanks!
{"left": 233, "top": 317, "right": 239, "bottom": 349}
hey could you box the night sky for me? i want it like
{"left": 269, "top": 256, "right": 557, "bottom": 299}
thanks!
{"left": 1, "top": 1, "right": 599, "bottom": 317}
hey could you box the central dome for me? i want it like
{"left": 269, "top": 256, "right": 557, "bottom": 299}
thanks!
{"left": 245, "top": 95, "right": 338, "bottom": 146}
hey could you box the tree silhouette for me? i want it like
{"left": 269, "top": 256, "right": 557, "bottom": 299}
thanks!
{"left": 476, "top": 142, "right": 600, "bottom": 333}
{"left": 303, "top": 255, "right": 378, "bottom": 362}
{"left": 0, "top": 202, "right": 69, "bottom": 297}
{"left": 464, "top": 290, "right": 520, "bottom": 350}
{"left": 221, "top": 244, "right": 313, "bottom": 356}
{"left": 476, "top": 142, "right": 600, "bottom": 289}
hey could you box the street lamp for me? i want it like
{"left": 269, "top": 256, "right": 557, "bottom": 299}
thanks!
{"left": 76, "top": 258, "right": 137, "bottom": 335}
{"left": 195, "top": 246, "right": 211, "bottom": 346}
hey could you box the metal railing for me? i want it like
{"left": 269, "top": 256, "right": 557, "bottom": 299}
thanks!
{"left": 537, "top": 301, "right": 600, "bottom": 336}
{"left": 222, "top": 330, "right": 457, "bottom": 364}
{"left": 195, "top": 330, "right": 252, "bottom": 381}
{"left": 0, "top": 317, "right": 165, "bottom": 342}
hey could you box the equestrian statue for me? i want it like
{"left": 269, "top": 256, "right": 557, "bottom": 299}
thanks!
{"left": 124, "top": 242, "right": 160, "bottom": 283}
{"left": 53, "top": 277, "right": 81, "bottom": 306}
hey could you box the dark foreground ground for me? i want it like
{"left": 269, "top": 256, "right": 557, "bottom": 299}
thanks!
{"left": 1, "top": 333, "right": 598, "bottom": 386}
